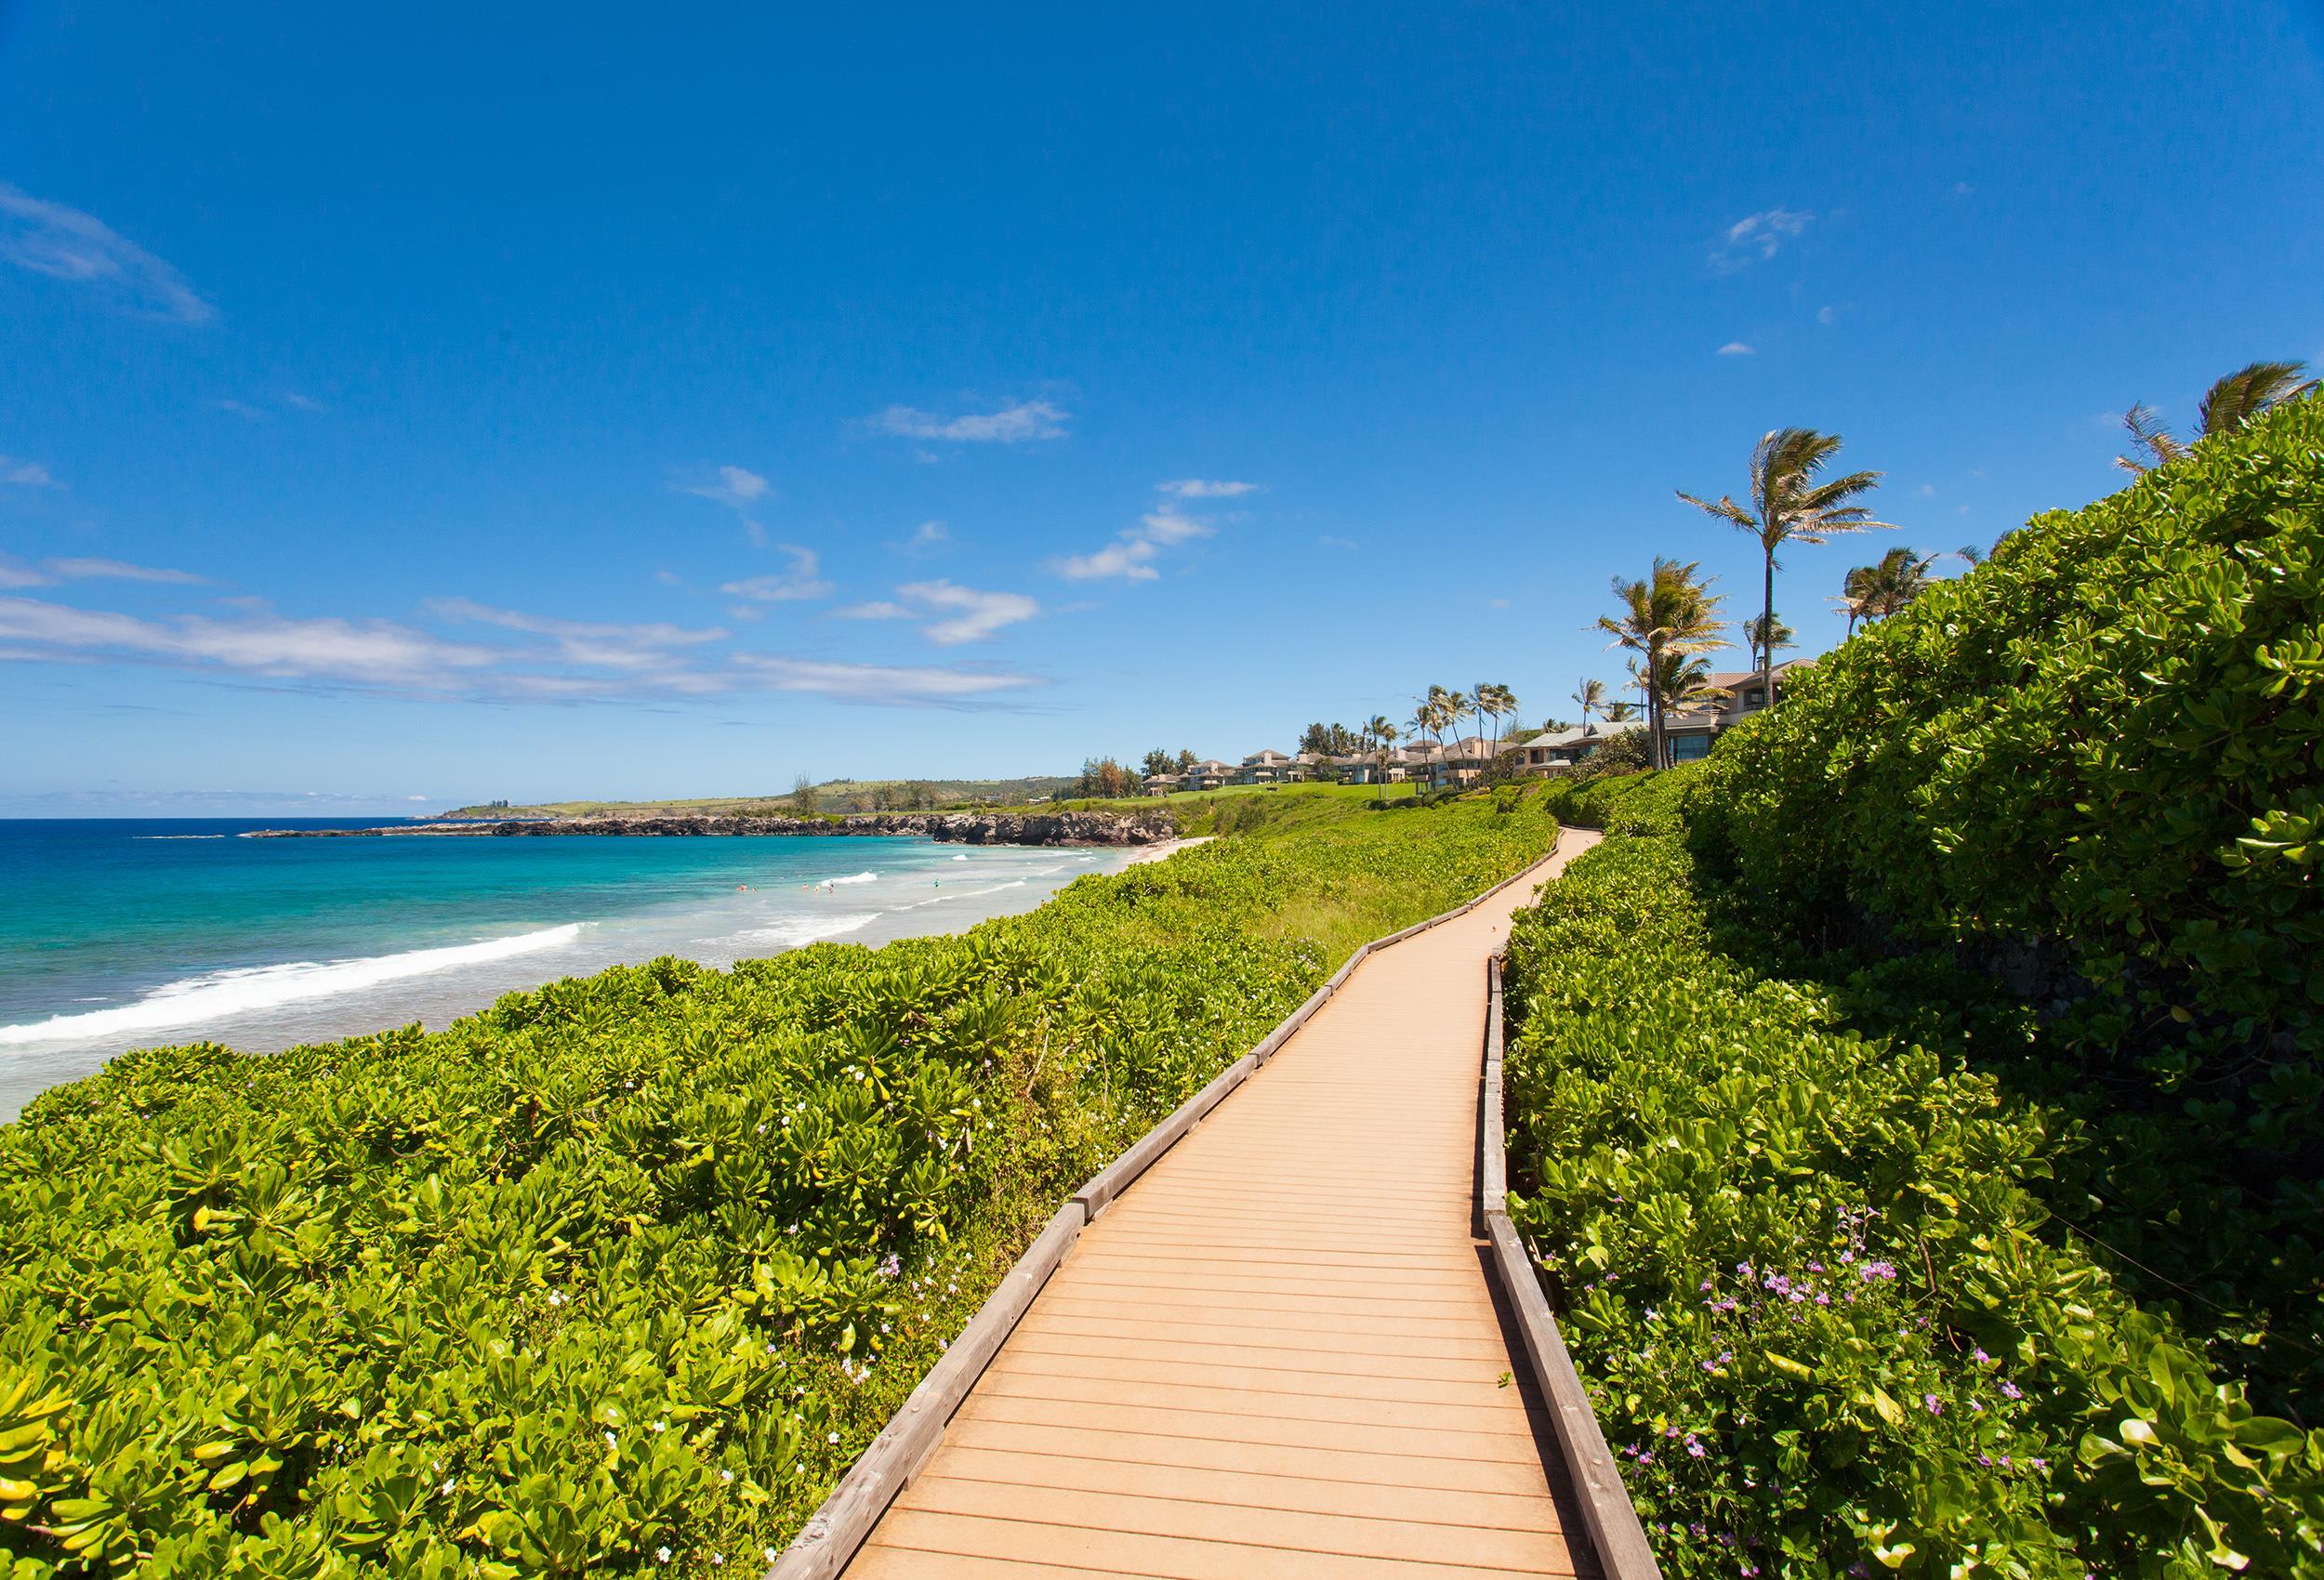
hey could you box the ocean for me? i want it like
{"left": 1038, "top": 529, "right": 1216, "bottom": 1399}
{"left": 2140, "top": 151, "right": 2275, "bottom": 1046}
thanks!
{"left": 0, "top": 819, "right": 1129, "bottom": 1122}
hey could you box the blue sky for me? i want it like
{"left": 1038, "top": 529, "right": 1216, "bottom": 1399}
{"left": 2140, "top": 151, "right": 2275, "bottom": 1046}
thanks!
{"left": 4, "top": 2, "right": 2320, "bottom": 814}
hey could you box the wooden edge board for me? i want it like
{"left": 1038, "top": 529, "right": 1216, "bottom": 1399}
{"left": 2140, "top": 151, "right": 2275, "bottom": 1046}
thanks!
{"left": 767, "top": 825, "right": 1575, "bottom": 1580}
{"left": 1479, "top": 956, "right": 1507, "bottom": 1221}
{"left": 1073, "top": 1054, "right": 1257, "bottom": 1219}
{"left": 1483, "top": 1213, "right": 1662, "bottom": 1580}
{"left": 770, "top": 1203, "right": 1084, "bottom": 1580}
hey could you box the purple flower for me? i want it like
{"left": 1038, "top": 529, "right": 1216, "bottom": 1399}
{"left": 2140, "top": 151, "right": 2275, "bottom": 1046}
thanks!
{"left": 2000, "top": 1381, "right": 2023, "bottom": 1401}
{"left": 1688, "top": 1442, "right": 1707, "bottom": 1458}
{"left": 878, "top": 1253, "right": 902, "bottom": 1279}
{"left": 1923, "top": 1394, "right": 1943, "bottom": 1415}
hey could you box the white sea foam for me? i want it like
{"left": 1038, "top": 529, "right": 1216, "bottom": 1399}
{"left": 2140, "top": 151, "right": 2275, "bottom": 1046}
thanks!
{"left": 0, "top": 925, "right": 586, "bottom": 1047}
{"left": 951, "top": 853, "right": 969, "bottom": 861}
{"left": 814, "top": 871, "right": 878, "bottom": 886}
{"left": 731, "top": 913, "right": 878, "bottom": 949}
{"left": 136, "top": 835, "right": 227, "bottom": 840}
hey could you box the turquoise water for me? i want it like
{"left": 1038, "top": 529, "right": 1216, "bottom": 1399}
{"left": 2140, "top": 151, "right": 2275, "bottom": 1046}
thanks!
{"left": 0, "top": 820, "right": 1124, "bottom": 1120}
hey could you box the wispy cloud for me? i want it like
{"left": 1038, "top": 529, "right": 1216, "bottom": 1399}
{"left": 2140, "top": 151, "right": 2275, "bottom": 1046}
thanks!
{"left": 730, "top": 654, "right": 1041, "bottom": 704}
{"left": 682, "top": 465, "right": 769, "bottom": 506}
{"left": 836, "top": 581, "right": 1038, "bottom": 643}
{"left": 427, "top": 598, "right": 726, "bottom": 671}
{"left": 1716, "top": 341, "right": 1755, "bottom": 357}
{"left": 896, "top": 580, "right": 1038, "bottom": 645}
{"left": 875, "top": 400, "right": 1068, "bottom": 444}
{"left": 1053, "top": 537, "right": 1160, "bottom": 582}
{"left": 1816, "top": 304, "right": 1838, "bottom": 325}
{"left": 284, "top": 392, "right": 325, "bottom": 413}
{"left": 47, "top": 557, "right": 207, "bottom": 585}
{"left": 720, "top": 545, "right": 832, "bottom": 603}
{"left": 1, "top": 455, "right": 59, "bottom": 488}
{"left": 899, "top": 520, "right": 949, "bottom": 553}
{"left": 1711, "top": 208, "right": 1812, "bottom": 273}
{"left": 1316, "top": 534, "right": 1358, "bottom": 550}
{"left": 0, "top": 554, "right": 207, "bottom": 588}
{"left": 679, "top": 465, "right": 774, "bottom": 544}
{"left": 0, "top": 183, "right": 216, "bottom": 323}
{"left": 1051, "top": 481, "right": 1245, "bottom": 583}
{"left": 0, "top": 595, "right": 504, "bottom": 687}
{"left": 0, "top": 586, "right": 1044, "bottom": 708}
{"left": 1158, "top": 479, "right": 1259, "bottom": 499}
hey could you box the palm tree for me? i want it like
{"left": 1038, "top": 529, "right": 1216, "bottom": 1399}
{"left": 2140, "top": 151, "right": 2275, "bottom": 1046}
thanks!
{"left": 1572, "top": 678, "right": 1605, "bottom": 735}
{"left": 1846, "top": 546, "right": 1938, "bottom": 624}
{"left": 1604, "top": 699, "right": 1638, "bottom": 724}
{"left": 1741, "top": 612, "right": 1795, "bottom": 677}
{"left": 1369, "top": 719, "right": 1400, "bottom": 804}
{"left": 1644, "top": 649, "right": 1729, "bottom": 722}
{"left": 1597, "top": 558, "right": 1729, "bottom": 770}
{"left": 2118, "top": 361, "right": 2317, "bottom": 474}
{"left": 1679, "top": 428, "right": 1892, "bottom": 700}
{"left": 1446, "top": 689, "right": 1475, "bottom": 755}
{"left": 1364, "top": 713, "right": 1394, "bottom": 760}
{"left": 1473, "top": 682, "right": 1516, "bottom": 768}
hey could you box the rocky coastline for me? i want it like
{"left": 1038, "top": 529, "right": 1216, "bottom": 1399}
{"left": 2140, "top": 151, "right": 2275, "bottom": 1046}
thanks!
{"left": 245, "top": 809, "right": 1180, "bottom": 847}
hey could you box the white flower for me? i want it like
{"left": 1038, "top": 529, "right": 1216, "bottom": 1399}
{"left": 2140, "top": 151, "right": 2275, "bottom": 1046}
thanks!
{"left": 650, "top": 1419, "right": 667, "bottom": 1434}
{"left": 655, "top": 1547, "right": 671, "bottom": 1564}
{"left": 720, "top": 1468, "right": 734, "bottom": 1482}
{"left": 547, "top": 1291, "right": 565, "bottom": 1307}
{"left": 605, "top": 1430, "right": 618, "bottom": 1450}
{"left": 827, "top": 1431, "right": 839, "bottom": 1443}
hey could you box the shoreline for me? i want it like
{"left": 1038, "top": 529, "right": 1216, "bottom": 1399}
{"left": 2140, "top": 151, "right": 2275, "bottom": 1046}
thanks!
{"left": 1, "top": 836, "right": 1210, "bottom": 1125}
{"left": 1123, "top": 835, "right": 1213, "bottom": 866}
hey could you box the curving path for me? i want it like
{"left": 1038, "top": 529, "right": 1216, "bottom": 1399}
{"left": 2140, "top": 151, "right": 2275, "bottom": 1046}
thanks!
{"left": 843, "top": 830, "right": 1604, "bottom": 1579}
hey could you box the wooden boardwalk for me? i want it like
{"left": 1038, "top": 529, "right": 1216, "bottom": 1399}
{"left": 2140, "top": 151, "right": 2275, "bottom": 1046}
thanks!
{"left": 845, "top": 834, "right": 1603, "bottom": 1579}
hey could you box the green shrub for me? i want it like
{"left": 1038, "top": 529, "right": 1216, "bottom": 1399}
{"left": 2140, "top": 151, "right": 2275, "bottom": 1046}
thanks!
{"left": 1501, "top": 836, "right": 2324, "bottom": 1578}
{"left": 0, "top": 801, "right": 1559, "bottom": 1576}
{"left": 1695, "top": 396, "right": 2322, "bottom": 1054}
{"left": 1537, "top": 761, "right": 1704, "bottom": 836}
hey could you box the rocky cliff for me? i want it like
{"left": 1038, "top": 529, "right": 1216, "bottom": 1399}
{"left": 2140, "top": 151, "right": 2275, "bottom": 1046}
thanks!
{"left": 248, "top": 809, "right": 1180, "bottom": 846}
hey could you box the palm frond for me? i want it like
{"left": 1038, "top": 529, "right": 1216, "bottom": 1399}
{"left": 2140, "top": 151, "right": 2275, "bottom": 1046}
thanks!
{"left": 2199, "top": 361, "right": 2317, "bottom": 436}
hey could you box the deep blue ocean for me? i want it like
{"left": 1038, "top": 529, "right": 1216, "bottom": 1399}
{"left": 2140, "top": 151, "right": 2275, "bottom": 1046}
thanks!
{"left": 0, "top": 819, "right": 1123, "bottom": 1121}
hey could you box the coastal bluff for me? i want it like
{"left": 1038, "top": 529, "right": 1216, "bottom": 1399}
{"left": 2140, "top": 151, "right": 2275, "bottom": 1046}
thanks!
{"left": 247, "top": 809, "right": 1179, "bottom": 847}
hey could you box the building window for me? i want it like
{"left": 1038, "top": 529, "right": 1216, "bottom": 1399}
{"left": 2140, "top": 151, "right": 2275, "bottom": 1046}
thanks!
{"left": 1744, "top": 688, "right": 1766, "bottom": 707}
{"left": 1670, "top": 733, "right": 1712, "bottom": 762}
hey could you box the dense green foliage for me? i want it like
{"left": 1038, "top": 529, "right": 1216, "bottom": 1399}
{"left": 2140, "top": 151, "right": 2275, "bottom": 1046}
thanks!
{"left": 1697, "top": 396, "right": 2319, "bottom": 1069}
{"left": 0, "top": 797, "right": 1557, "bottom": 1577}
{"left": 1502, "top": 836, "right": 2324, "bottom": 1578}
{"left": 1502, "top": 403, "right": 2324, "bottom": 1574}
{"left": 1534, "top": 761, "right": 1702, "bottom": 836}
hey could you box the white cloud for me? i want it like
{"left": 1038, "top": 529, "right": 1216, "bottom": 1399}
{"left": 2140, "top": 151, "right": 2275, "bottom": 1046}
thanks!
{"left": 0, "top": 595, "right": 503, "bottom": 686}
{"left": 874, "top": 400, "right": 1068, "bottom": 443}
{"left": 427, "top": 598, "right": 725, "bottom": 671}
{"left": 1139, "top": 507, "right": 1211, "bottom": 546}
{"left": 1053, "top": 538, "right": 1159, "bottom": 582}
{"left": 1816, "top": 305, "right": 1838, "bottom": 325}
{"left": 684, "top": 465, "right": 769, "bottom": 506}
{"left": 719, "top": 546, "right": 832, "bottom": 602}
{"left": 653, "top": 569, "right": 684, "bottom": 587}
{"left": 0, "top": 554, "right": 48, "bottom": 588}
{"left": 284, "top": 392, "right": 324, "bottom": 413}
{"left": 1316, "top": 534, "right": 1358, "bottom": 550}
{"left": 1711, "top": 208, "right": 1813, "bottom": 272}
{"left": 0, "top": 586, "right": 1047, "bottom": 708}
{"left": 730, "top": 653, "right": 1041, "bottom": 704}
{"left": 1918, "top": 483, "right": 1937, "bottom": 498}
{"left": 906, "top": 520, "right": 947, "bottom": 549}
{"left": 1158, "top": 479, "right": 1259, "bottom": 498}
{"left": 1051, "top": 480, "right": 1244, "bottom": 583}
{"left": 834, "top": 599, "right": 914, "bottom": 621}
{"left": 0, "top": 183, "right": 216, "bottom": 323}
{"left": 46, "top": 557, "right": 206, "bottom": 585}
{"left": 895, "top": 580, "right": 1038, "bottom": 645}
{"left": 1, "top": 455, "right": 59, "bottom": 488}
{"left": 1717, "top": 342, "right": 1755, "bottom": 357}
